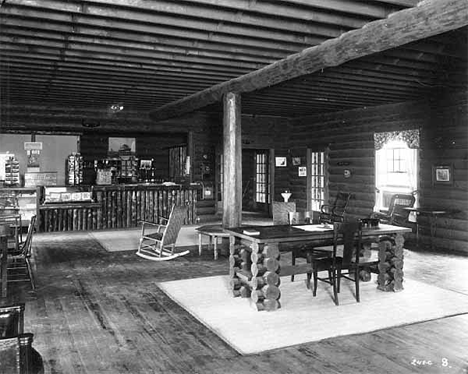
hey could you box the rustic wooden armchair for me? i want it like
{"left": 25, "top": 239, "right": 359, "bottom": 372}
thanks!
{"left": 370, "top": 193, "right": 415, "bottom": 226}
{"left": 0, "top": 304, "right": 43, "bottom": 374}
{"left": 319, "top": 192, "right": 351, "bottom": 224}
{"left": 306, "top": 221, "right": 379, "bottom": 305}
{"left": 136, "top": 205, "right": 189, "bottom": 261}
{"left": 7, "top": 215, "right": 36, "bottom": 290}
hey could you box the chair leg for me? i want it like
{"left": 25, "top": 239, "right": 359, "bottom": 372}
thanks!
{"left": 337, "top": 266, "right": 342, "bottom": 293}
{"left": 355, "top": 267, "right": 360, "bottom": 303}
{"left": 312, "top": 268, "right": 318, "bottom": 296}
{"left": 291, "top": 251, "right": 296, "bottom": 282}
{"left": 26, "top": 258, "right": 35, "bottom": 290}
{"left": 332, "top": 268, "right": 339, "bottom": 306}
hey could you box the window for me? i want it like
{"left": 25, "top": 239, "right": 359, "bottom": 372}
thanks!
{"left": 255, "top": 151, "right": 268, "bottom": 203}
{"left": 375, "top": 138, "right": 419, "bottom": 211}
{"left": 307, "top": 149, "right": 327, "bottom": 211}
{"left": 216, "top": 152, "right": 223, "bottom": 202}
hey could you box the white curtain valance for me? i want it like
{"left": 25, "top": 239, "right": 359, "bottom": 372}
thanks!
{"left": 374, "top": 129, "right": 420, "bottom": 150}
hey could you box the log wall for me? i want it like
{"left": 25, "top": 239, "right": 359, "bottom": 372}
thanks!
{"left": 38, "top": 184, "right": 199, "bottom": 232}
{"left": 289, "top": 91, "right": 468, "bottom": 254}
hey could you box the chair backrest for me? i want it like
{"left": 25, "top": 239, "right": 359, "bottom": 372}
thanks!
{"left": 20, "top": 215, "right": 36, "bottom": 257}
{"left": 161, "top": 205, "right": 187, "bottom": 247}
{"left": 332, "top": 221, "right": 362, "bottom": 266}
{"left": 331, "top": 192, "right": 351, "bottom": 215}
{"left": 388, "top": 194, "right": 415, "bottom": 224}
{"left": 0, "top": 305, "right": 24, "bottom": 338}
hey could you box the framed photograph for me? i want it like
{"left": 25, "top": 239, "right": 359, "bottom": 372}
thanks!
{"left": 298, "top": 166, "right": 307, "bottom": 177}
{"left": 292, "top": 157, "right": 301, "bottom": 166}
{"left": 433, "top": 165, "right": 453, "bottom": 185}
{"left": 275, "top": 157, "right": 287, "bottom": 167}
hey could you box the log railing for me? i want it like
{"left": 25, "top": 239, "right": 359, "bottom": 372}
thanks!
{"left": 38, "top": 184, "right": 199, "bottom": 232}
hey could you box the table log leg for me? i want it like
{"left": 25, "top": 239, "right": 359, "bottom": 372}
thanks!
{"left": 250, "top": 243, "right": 281, "bottom": 311}
{"left": 377, "top": 233, "right": 405, "bottom": 292}
{"left": 229, "top": 235, "right": 241, "bottom": 297}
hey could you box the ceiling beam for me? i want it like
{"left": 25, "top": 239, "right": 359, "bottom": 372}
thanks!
{"left": 149, "top": 0, "right": 468, "bottom": 122}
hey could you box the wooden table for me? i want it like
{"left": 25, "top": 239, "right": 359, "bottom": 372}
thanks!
{"left": 224, "top": 223, "right": 412, "bottom": 311}
{"left": 196, "top": 224, "right": 230, "bottom": 260}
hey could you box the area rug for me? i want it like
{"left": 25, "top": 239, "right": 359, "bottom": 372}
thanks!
{"left": 158, "top": 274, "right": 468, "bottom": 355}
{"left": 89, "top": 226, "right": 199, "bottom": 252}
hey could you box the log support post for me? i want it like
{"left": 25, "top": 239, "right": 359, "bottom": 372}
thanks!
{"left": 222, "top": 92, "right": 242, "bottom": 229}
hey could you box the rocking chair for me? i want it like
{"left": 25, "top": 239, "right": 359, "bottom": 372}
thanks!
{"left": 136, "top": 205, "right": 189, "bottom": 261}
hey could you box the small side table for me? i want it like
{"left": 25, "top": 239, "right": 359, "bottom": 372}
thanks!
{"left": 196, "top": 224, "right": 230, "bottom": 260}
{"left": 404, "top": 207, "right": 455, "bottom": 249}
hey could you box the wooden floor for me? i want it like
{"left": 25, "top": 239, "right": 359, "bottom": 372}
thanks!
{"left": 3, "top": 229, "right": 468, "bottom": 374}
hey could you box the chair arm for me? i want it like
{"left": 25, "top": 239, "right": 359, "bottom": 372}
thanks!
{"left": 140, "top": 221, "right": 167, "bottom": 233}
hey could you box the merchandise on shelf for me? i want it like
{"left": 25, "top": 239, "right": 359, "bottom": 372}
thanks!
{"left": 4, "top": 156, "right": 20, "bottom": 186}
{"left": 66, "top": 152, "right": 84, "bottom": 185}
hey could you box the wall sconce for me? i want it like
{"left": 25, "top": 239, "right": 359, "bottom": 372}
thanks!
{"left": 110, "top": 102, "right": 124, "bottom": 112}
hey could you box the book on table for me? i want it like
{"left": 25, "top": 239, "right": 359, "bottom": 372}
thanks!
{"left": 243, "top": 229, "right": 260, "bottom": 235}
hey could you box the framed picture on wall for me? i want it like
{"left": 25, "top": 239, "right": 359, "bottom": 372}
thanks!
{"left": 432, "top": 165, "right": 453, "bottom": 186}
{"left": 292, "top": 157, "right": 301, "bottom": 166}
{"left": 275, "top": 157, "right": 287, "bottom": 167}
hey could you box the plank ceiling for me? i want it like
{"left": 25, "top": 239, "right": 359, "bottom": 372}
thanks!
{"left": 0, "top": 0, "right": 467, "bottom": 124}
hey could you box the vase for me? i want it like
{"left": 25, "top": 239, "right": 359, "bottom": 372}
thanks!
{"left": 281, "top": 192, "right": 292, "bottom": 202}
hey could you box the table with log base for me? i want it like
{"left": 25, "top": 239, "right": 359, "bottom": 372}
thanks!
{"left": 224, "top": 223, "right": 412, "bottom": 311}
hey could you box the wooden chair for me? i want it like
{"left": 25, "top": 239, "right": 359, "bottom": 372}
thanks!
{"left": 7, "top": 216, "right": 36, "bottom": 290}
{"left": 306, "top": 221, "right": 379, "bottom": 305}
{"left": 370, "top": 193, "right": 415, "bottom": 225}
{"left": 287, "top": 211, "right": 328, "bottom": 282}
{"left": 319, "top": 192, "right": 351, "bottom": 224}
{"left": 136, "top": 205, "right": 189, "bottom": 261}
{"left": 0, "top": 304, "right": 25, "bottom": 338}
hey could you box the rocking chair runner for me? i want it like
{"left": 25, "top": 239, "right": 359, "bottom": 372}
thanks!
{"left": 136, "top": 205, "right": 189, "bottom": 261}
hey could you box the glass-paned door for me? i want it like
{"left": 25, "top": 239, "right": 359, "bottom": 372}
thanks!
{"left": 308, "top": 149, "right": 327, "bottom": 211}
{"left": 255, "top": 151, "right": 269, "bottom": 204}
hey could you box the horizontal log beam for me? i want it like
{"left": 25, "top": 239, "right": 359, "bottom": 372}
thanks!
{"left": 149, "top": 0, "right": 468, "bottom": 121}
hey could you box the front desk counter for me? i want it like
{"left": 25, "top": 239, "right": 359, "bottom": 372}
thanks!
{"left": 38, "top": 183, "right": 200, "bottom": 232}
